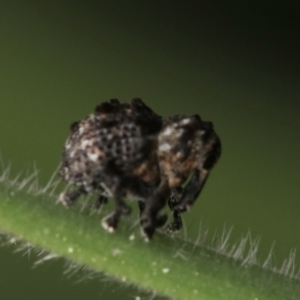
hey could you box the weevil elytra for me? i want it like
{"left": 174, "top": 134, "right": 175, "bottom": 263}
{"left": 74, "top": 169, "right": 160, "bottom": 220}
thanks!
{"left": 59, "top": 99, "right": 221, "bottom": 240}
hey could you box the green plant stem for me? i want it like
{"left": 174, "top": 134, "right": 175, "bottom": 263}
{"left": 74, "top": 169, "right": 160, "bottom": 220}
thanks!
{"left": 0, "top": 180, "right": 299, "bottom": 300}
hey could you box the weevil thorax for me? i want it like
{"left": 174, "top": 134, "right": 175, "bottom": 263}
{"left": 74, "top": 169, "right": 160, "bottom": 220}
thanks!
{"left": 58, "top": 99, "right": 222, "bottom": 239}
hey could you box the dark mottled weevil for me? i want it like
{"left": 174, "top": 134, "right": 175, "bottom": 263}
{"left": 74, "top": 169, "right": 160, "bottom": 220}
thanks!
{"left": 58, "top": 99, "right": 221, "bottom": 240}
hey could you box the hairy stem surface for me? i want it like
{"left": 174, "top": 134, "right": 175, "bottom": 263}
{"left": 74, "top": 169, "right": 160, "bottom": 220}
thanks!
{"left": 0, "top": 171, "right": 299, "bottom": 300}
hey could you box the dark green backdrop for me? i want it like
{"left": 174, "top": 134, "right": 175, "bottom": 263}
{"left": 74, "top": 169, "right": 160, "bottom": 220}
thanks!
{"left": 1, "top": 1, "right": 299, "bottom": 299}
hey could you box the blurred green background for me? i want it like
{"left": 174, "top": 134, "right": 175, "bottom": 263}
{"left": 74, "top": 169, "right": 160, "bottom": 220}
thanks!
{"left": 0, "top": 1, "right": 299, "bottom": 299}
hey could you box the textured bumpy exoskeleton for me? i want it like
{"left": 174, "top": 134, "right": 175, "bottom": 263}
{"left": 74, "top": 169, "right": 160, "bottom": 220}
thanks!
{"left": 59, "top": 99, "right": 221, "bottom": 240}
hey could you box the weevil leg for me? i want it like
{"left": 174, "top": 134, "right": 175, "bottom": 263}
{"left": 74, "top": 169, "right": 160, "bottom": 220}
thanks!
{"left": 58, "top": 187, "right": 86, "bottom": 208}
{"left": 138, "top": 200, "right": 145, "bottom": 213}
{"left": 166, "top": 186, "right": 183, "bottom": 233}
{"left": 166, "top": 211, "right": 182, "bottom": 233}
{"left": 174, "top": 169, "right": 206, "bottom": 212}
{"left": 138, "top": 200, "right": 145, "bottom": 224}
{"left": 167, "top": 186, "right": 183, "bottom": 210}
{"left": 140, "top": 181, "right": 169, "bottom": 240}
{"left": 92, "top": 194, "right": 108, "bottom": 210}
{"left": 101, "top": 180, "right": 131, "bottom": 232}
{"left": 138, "top": 199, "right": 166, "bottom": 230}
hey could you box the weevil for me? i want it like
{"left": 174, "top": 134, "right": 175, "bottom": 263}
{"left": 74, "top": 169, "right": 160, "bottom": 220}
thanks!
{"left": 59, "top": 99, "right": 221, "bottom": 240}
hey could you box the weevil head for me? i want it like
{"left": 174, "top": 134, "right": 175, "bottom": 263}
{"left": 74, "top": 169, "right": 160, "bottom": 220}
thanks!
{"left": 157, "top": 115, "right": 221, "bottom": 188}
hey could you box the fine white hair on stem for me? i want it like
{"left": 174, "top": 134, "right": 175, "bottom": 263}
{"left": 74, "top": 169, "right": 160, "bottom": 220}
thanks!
{"left": 279, "top": 248, "right": 297, "bottom": 278}
{"left": 241, "top": 233, "right": 260, "bottom": 266}
{"left": 129, "top": 218, "right": 142, "bottom": 231}
{"left": 26, "top": 162, "right": 39, "bottom": 194}
{"left": 214, "top": 224, "right": 234, "bottom": 255}
{"left": 37, "top": 249, "right": 46, "bottom": 257}
{"left": 0, "top": 159, "right": 59, "bottom": 196}
{"left": 10, "top": 171, "right": 23, "bottom": 187}
{"left": 37, "top": 164, "right": 60, "bottom": 196}
{"left": 18, "top": 168, "right": 39, "bottom": 191}
{"left": 33, "top": 253, "right": 59, "bottom": 267}
{"left": 231, "top": 234, "right": 248, "bottom": 261}
{"left": 147, "top": 292, "right": 157, "bottom": 300}
{"left": 63, "top": 261, "right": 84, "bottom": 279}
{"left": 262, "top": 242, "right": 275, "bottom": 270}
{"left": 193, "top": 221, "right": 209, "bottom": 251}
{"left": 79, "top": 194, "right": 90, "bottom": 213}
{"left": 181, "top": 217, "right": 188, "bottom": 241}
{"left": 0, "top": 162, "right": 11, "bottom": 183}
{"left": 173, "top": 245, "right": 188, "bottom": 261}
{"left": 74, "top": 268, "right": 101, "bottom": 284}
{"left": 13, "top": 241, "right": 33, "bottom": 261}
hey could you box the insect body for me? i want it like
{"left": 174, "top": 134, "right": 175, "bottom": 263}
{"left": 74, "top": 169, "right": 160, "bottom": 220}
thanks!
{"left": 59, "top": 99, "right": 221, "bottom": 240}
